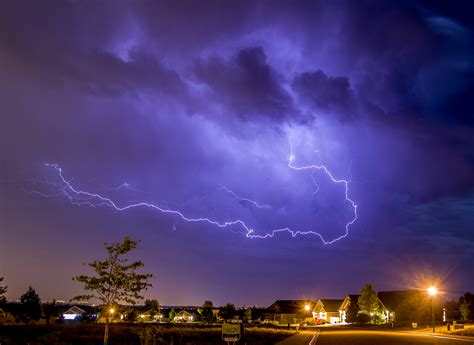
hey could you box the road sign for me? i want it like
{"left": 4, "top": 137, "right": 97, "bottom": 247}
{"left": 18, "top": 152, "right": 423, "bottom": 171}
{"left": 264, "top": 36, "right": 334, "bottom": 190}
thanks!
{"left": 222, "top": 323, "right": 241, "bottom": 343}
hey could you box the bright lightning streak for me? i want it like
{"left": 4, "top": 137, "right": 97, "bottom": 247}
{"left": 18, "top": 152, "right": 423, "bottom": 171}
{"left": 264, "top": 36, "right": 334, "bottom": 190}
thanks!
{"left": 282, "top": 140, "right": 358, "bottom": 244}
{"left": 310, "top": 170, "right": 320, "bottom": 195}
{"left": 35, "top": 141, "right": 358, "bottom": 244}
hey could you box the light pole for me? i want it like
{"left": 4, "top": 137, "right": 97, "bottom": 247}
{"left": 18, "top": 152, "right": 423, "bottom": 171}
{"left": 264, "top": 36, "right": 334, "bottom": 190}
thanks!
{"left": 427, "top": 287, "right": 438, "bottom": 333}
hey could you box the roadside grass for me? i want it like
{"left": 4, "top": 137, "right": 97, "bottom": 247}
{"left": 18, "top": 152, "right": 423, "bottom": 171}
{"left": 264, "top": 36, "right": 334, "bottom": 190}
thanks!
{"left": 0, "top": 323, "right": 297, "bottom": 345}
{"left": 440, "top": 324, "right": 474, "bottom": 337}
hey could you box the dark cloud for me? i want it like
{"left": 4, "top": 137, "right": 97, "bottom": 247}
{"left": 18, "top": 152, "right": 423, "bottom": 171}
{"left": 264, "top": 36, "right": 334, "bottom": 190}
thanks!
{"left": 194, "top": 47, "right": 299, "bottom": 122}
{"left": 72, "top": 50, "right": 188, "bottom": 99}
{"left": 292, "top": 70, "right": 355, "bottom": 120}
{"left": 0, "top": 0, "right": 473, "bottom": 304}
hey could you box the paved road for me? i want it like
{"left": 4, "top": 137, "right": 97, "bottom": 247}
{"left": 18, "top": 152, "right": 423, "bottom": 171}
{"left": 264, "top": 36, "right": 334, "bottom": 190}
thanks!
{"left": 317, "top": 330, "right": 474, "bottom": 345}
{"left": 277, "top": 329, "right": 474, "bottom": 345}
{"left": 275, "top": 330, "right": 317, "bottom": 345}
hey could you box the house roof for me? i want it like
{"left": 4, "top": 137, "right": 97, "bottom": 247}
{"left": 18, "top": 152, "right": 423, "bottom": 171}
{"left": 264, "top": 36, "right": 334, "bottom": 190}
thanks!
{"left": 64, "top": 306, "right": 86, "bottom": 314}
{"left": 267, "top": 300, "right": 314, "bottom": 314}
{"left": 340, "top": 294, "right": 360, "bottom": 310}
{"left": 142, "top": 309, "right": 160, "bottom": 316}
{"left": 315, "top": 299, "right": 344, "bottom": 312}
{"left": 377, "top": 290, "right": 426, "bottom": 311}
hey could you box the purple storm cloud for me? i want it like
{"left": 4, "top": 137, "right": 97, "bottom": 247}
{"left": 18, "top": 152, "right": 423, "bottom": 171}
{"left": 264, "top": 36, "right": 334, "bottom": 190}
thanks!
{"left": 1, "top": 0, "right": 473, "bottom": 305}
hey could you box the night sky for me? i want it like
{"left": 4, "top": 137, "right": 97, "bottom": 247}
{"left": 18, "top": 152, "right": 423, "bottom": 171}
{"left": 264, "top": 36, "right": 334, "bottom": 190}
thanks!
{"left": 1, "top": 0, "right": 474, "bottom": 307}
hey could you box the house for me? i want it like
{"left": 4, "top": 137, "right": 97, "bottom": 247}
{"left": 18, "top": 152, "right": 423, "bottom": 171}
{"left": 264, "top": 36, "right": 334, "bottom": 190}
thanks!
{"left": 312, "top": 299, "right": 344, "bottom": 324}
{"left": 175, "top": 310, "right": 195, "bottom": 322}
{"left": 339, "top": 294, "right": 390, "bottom": 323}
{"left": 338, "top": 294, "right": 360, "bottom": 323}
{"left": 62, "top": 306, "right": 86, "bottom": 320}
{"left": 265, "top": 300, "right": 314, "bottom": 324}
{"left": 138, "top": 309, "right": 163, "bottom": 322}
{"left": 377, "top": 290, "right": 433, "bottom": 323}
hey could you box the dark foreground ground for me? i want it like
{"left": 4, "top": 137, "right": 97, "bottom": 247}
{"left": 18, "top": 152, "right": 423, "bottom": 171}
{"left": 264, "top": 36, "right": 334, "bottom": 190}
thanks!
{"left": 2, "top": 324, "right": 474, "bottom": 345}
{"left": 0, "top": 323, "right": 296, "bottom": 345}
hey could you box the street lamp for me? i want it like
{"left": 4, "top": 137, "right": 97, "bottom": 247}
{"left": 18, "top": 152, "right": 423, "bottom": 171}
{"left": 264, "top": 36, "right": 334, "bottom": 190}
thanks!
{"left": 427, "top": 287, "right": 438, "bottom": 333}
{"left": 304, "top": 305, "right": 311, "bottom": 312}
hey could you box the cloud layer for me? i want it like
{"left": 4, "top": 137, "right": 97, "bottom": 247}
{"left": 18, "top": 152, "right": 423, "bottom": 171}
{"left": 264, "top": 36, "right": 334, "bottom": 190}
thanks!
{"left": 1, "top": 0, "right": 473, "bottom": 304}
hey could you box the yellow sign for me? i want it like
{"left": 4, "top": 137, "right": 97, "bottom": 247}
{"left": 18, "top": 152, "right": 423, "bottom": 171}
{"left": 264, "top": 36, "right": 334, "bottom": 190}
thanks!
{"left": 222, "top": 324, "right": 241, "bottom": 342}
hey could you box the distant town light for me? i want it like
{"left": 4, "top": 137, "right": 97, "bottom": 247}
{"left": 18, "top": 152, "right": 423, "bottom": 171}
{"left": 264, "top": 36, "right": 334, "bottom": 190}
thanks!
{"left": 140, "top": 314, "right": 145, "bottom": 319}
{"left": 109, "top": 308, "right": 115, "bottom": 314}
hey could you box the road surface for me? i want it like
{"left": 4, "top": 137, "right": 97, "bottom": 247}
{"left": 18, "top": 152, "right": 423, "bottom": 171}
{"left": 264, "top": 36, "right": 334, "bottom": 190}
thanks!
{"left": 277, "top": 329, "right": 474, "bottom": 345}
{"left": 275, "top": 330, "right": 318, "bottom": 345}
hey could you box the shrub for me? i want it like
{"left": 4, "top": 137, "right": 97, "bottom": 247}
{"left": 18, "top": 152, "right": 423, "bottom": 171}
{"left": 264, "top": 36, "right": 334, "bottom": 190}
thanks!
{"left": 356, "top": 313, "right": 371, "bottom": 324}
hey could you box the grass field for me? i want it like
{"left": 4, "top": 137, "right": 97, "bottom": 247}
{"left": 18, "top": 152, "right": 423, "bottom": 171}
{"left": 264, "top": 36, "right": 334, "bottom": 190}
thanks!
{"left": 0, "top": 323, "right": 297, "bottom": 345}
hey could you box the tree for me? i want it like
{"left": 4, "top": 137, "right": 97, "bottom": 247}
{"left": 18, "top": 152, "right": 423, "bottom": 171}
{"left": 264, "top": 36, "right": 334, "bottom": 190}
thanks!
{"left": 460, "top": 301, "right": 471, "bottom": 321}
{"left": 346, "top": 300, "right": 360, "bottom": 324}
{"left": 244, "top": 308, "right": 252, "bottom": 322}
{"left": 201, "top": 300, "right": 215, "bottom": 323}
{"left": 0, "top": 276, "right": 6, "bottom": 305}
{"left": 219, "top": 303, "right": 236, "bottom": 321}
{"left": 73, "top": 236, "right": 153, "bottom": 345}
{"left": 458, "top": 293, "right": 474, "bottom": 320}
{"left": 169, "top": 309, "right": 176, "bottom": 322}
{"left": 358, "top": 284, "right": 379, "bottom": 319}
{"left": 20, "top": 286, "right": 42, "bottom": 322}
{"left": 125, "top": 309, "right": 138, "bottom": 322}
{"left": 144, "top": 299, "right": 160, "bottom": 319}
{"left": 356, "top": 313, "right": 371, "bottom": 324}
{"left": 43, "top": 300, "right": 59, "bottom": 324}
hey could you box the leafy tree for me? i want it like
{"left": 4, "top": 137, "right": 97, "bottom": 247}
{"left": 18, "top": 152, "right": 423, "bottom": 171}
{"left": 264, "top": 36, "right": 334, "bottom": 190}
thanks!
{"left": 169, "top": 309, "right": 176, "bottom": 322}
{"left": 145, "top": 299, "right": 160, "bottom": 310}
{"left": 460, "top": 301, "right": 471, "bottom": 321}
{"left": 0, "top": 276, "right": 6, "bottom": 305}
{"left": 358, "top": 284, "right": 379, "bottom": 318}
{"left": 219, "top": 303, "right": 236, "bottom": 321}
{"left": 346, "top": 299, "right": 360, "bottom": 323}
{"left": 73, "top": 236, "right": 153, "bottom": 345}
{"left": 43, "top": 300, "right": 59, "bottom": 324}
{"left": 244, "top": 308, "right": 252, "bottom": 321}
{"left": 201, "top": 300, "right": 215, "bottom": 323}
{"left": 126, "top": 309, "right": 138, "bottom": 322}
{"left": 20, "top": 286, "right": 42, "bottom": 322}
{"left": 356, "top": 312, "right": 371, "bottom": 324}
{"left": 458, "top": 293, "right": 474, "bottom": 320}
{"left": 144, "top": 299, "right": 160, "bottom": 319}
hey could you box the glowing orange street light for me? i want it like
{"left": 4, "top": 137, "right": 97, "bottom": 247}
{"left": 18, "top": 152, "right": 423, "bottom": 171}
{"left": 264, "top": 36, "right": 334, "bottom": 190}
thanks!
{"left": 304, "top": 305, "right": 311, "bottom": 312}
{"left": 427, "top": 287, "right": 438, "bottom": 333}
{"left": 427, "top": 287, "right": 438, "bottom": 296}
{"left": 109, "top": 308, "right": 115, "bottom": 315}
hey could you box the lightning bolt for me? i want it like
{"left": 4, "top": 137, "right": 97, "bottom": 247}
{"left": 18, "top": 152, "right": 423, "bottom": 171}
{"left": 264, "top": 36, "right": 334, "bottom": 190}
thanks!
{"left": 284, "top": 139, "right": 358, "bottom": 244}
{"left": 32, "top": 140, "right": 358, "bottom": 245}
